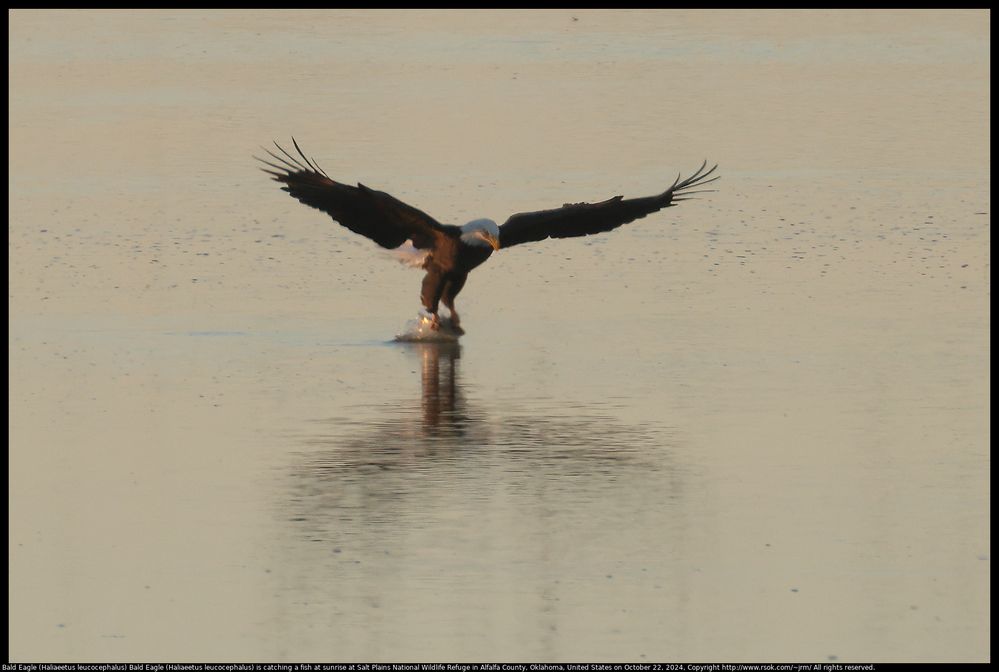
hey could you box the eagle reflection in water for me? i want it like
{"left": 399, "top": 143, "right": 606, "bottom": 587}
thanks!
{"left": 293, "top": 342, "right": 670, "bottom": 497}
{"left": 415, "top": 341, "right": 464, "bottom": 435}
{"left": 277, "top": 345, "right": 684, "bottom": 661}
{"left": 299, "top": 341, "right": 490, "bottom": 481}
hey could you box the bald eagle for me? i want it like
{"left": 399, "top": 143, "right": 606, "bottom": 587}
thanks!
{"left": 257, "top": 139, "right": 718, "bottom": 333}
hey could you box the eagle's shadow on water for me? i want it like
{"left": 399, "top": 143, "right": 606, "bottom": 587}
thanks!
{"left": 286, "top": 341, "right": 682, "bottom": 535}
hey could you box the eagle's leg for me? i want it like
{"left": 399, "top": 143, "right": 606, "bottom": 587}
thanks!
{"left": 421, "top": 271, "right": 445, "bottom": 331}
{"left": 443, "top": 303, "right": 464, "bottom": 335}
{"left": 441, "top": 274, "right": 468, "bottom": 335}
{"left": 441, "top": 294, "right": 461, "bottom": 329}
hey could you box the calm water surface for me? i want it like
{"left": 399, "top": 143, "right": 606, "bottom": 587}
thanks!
{"left": 9, "top": 9, "right": 989, "bottom": 662}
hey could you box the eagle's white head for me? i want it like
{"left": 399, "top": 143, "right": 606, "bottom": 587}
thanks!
{"left": 460, "top": 218, "right": 501, "bottom": 250}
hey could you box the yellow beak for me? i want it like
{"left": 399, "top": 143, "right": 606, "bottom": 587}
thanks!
{"left": 488, "top": 234, "right": 501, "bottom": 251}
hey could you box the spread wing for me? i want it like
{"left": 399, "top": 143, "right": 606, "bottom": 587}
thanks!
{"left": 256, "top": 139, "right": 454, "bottom": 250}
{"left": 498, "top": 161, "right": 718, "bottom": 249}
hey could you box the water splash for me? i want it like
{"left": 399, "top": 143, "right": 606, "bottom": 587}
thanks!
{"left": 394, "top": 314, "right": 463, "bottom": 342}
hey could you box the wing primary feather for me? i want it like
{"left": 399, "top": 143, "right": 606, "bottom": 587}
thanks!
{"left": 677, "top": 174, "right": 720, "bottom": 191}
{"left": 254, "top": 155, "right": 294, "bottom": 173}
{"left": 273, "top": 141, "right": 311, "bottom": 172}
{"left": 673, "top": 188, "right": 718, "bottom": 196}
{"left": 275, "top": 141, "right": 312, "bottom": 172}
{"left": 679, "top": 163, "right": 709, "bottom": 188}
{"left": 688, "top": 159, "right": 709, "bottom": 182}
{"left": 700, "top": 163, "right": 718, "bottom": 180}
{"left": 311, "top": 157, "right": 331, "bottom": 178}
{"left": 695, "top": 163, "right": 719, "bottom": 182}
{"left": 674, "top": 160, "right": 709, "bottom": 189}
{"left": 291, "top": 137, "right": 324, "bottom": 175}
{"left": 262, "top": 146, "right": 299, "bottom": 171}
{"left": 676, "top": 163, "right": 718, "bottom": 190}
